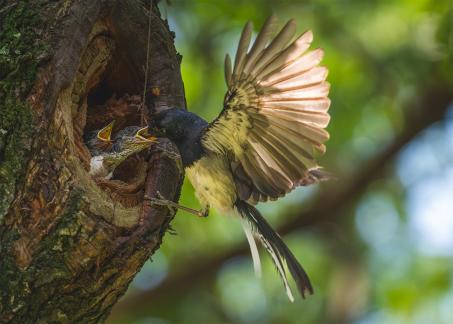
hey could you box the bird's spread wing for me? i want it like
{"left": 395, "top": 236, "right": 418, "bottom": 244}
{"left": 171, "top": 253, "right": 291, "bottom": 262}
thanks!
{"left": 202, "top": 16, "right": 331, "bottom": 204}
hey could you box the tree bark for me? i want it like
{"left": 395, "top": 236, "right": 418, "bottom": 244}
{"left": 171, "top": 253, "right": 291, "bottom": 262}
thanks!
{"left": 0, "top": 0, "right": 185, "bottom": 322}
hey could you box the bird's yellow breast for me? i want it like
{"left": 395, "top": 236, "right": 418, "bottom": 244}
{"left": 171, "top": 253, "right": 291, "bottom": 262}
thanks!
{"left": 185, "top": 154, "right": 237, "bottom": 214}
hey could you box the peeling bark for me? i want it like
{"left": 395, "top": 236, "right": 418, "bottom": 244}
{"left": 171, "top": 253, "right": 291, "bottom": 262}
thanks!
{"left": 0, "top": 0, "right": 185, "bottom": 322}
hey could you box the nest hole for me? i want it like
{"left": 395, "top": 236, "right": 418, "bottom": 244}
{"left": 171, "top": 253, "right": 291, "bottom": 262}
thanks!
{"left": 71, "top": 27, "right": 151, "bottom": 208}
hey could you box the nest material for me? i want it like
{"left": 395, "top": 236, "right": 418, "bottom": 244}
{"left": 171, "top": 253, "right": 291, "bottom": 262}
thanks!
{"left": 86, "top": 94, "right": 143, "bottom": 133}
{"left": 95, "top": 155, "right": 148, "bottom": 208}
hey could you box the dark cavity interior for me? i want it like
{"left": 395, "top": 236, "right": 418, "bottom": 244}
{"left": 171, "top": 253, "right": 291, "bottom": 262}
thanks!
{"left": 85, "top": 51, "right": 144, "bottom": 134}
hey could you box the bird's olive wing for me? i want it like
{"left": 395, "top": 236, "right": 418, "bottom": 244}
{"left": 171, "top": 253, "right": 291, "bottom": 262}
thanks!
{"left": 201, "top": 16, "right": 331, "bottom": 204}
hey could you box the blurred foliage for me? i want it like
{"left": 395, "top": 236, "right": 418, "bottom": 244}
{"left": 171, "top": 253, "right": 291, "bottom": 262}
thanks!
{"left": 110, "top": 0, "right": 453, "bottom": 323}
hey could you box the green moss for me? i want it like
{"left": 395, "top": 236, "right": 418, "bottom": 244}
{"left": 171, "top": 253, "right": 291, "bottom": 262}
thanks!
{"left": 0, "top": 1, "right": 47, "bottom": 220}
{"left": 0, "top": 228, "right": 24, "bottom": 315}
{"left": 0, "top": 2, "right": 49, "bottom": 313}
{"left": 0, "top": 189, "right": 85, "bottom": 319}
{"left": 33, "top": 189, "right": 84, "bottom": 268}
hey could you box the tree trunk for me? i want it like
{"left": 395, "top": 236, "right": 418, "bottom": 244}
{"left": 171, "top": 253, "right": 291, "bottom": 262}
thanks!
{"left": 0, "top": 0, "right": 185, "bottom": 322}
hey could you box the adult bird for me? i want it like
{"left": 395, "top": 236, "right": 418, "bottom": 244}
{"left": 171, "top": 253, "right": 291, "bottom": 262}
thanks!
{"left": 89, "top": 126, "right": 156, "bottom": 179}
{"left": 149, "top": 16, "right": 331, "bottom": 301}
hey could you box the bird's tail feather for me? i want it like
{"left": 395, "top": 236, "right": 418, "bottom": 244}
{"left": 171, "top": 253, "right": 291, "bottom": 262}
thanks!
{"left": 235, "top": 200, "right": 313, "bottom": 301}
{"left": 241, "top": 219, "right": 262, "bottom": 277}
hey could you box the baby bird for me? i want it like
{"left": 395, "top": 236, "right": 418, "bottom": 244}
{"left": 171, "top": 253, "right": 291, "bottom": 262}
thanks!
{"left": 89, "top": 126, "right": 156, "bottom": 179}
{"left": 84, "top": 121, "right": 115, "bottom": 156}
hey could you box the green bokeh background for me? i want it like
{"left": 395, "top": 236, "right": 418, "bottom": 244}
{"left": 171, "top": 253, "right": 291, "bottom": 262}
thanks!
{"left": 109, "top": 0, "right": 453, "bottom": 323}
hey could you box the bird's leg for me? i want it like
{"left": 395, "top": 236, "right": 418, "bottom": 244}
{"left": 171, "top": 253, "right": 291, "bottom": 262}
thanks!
{"left": 144, "top": 191, "right": 209, "bottom": 217}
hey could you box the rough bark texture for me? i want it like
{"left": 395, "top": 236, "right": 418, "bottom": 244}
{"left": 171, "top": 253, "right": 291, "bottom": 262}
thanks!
{"left": 0, "top": 0, "right": 185, "bottom": 322}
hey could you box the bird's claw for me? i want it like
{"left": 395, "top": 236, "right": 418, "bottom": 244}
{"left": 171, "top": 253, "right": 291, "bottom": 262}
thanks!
{"left": 199, "top": 207, "right": 209, "bottom": 218}
{"left": 155, "top": 191, "right": 166, "bottom": 200}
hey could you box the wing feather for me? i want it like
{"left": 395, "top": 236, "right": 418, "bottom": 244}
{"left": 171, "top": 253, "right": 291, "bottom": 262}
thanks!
{"left": 262, "top": 98, "right": 331, "bottom": 112}
{"left": 261, "top": 66, "right": 328, "bottom": 92}
{"left": 258, "top": 108, "right": 330, "bottom": 129}
{"left": 246, "top": 148, "right": 289, "bottom": 193}
{"left": 252, "top": 118, "right": 317, "bottom": 161}
{"left": 262, "top": 81, "right": 330, "bottom": 100}
{"left": 224, "top": 54, "right": 233, "bottom": 87}
{"left": 251, "top": 113, "right": 329, "bottom": 146}
{"left": 202, "top": 17, "right": 331, "bottom": 202}
{"left": 255, "top": 30, "right": 313, "bottom": 80}
{"left": 240, "top": 153, "right": 280, "bottom": 197}
{"left": 248, "top": 138, "right": 292, "bottom": 187}
{"left": 261, "top": 49, "right": 325, "bottom": 86}
{"left": 232, "top": 22, "right": 253, "bottom": 81}
{"left": 250, "top": 130, "right": 300, "bottom": 180}
{"left": 251, "top": 125, "right": 305, "bottom": 180}
{"left": 243, "top": 15, "right": 278, "bottom": 75}
{"left": 250, "top": 19, "right": 297, "bottom": 77}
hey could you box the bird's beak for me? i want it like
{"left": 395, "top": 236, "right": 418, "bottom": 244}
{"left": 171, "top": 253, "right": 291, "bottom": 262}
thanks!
{"left": 135, "top": 126, "right": 157, "bottom": 143}
{"left": 97, "top": 121, "right": 115, "bottom": 142}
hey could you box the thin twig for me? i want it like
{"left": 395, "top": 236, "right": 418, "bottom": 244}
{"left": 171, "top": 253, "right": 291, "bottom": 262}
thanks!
{"left": 141, "top": 0, "right": 153, "bottom": 126}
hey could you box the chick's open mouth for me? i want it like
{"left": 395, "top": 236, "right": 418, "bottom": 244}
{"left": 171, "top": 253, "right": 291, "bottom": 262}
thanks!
{"left": 135, "top": 126, "right": 157, "bottom": 143}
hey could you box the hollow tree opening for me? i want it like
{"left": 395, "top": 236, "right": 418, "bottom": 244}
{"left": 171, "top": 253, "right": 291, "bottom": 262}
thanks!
{"left": 67, "top": 20, "right": 152, "bottom": 210}
{"left": 54, "top": 20, "right": 149, "bottom": 226}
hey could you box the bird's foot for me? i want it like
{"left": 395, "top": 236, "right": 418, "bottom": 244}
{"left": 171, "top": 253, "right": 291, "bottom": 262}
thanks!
{"left": 144, "top": 191, "right": 208, "bottom": 217}
{"left": 199, "top": 206, "right": 209, "bottom": 218}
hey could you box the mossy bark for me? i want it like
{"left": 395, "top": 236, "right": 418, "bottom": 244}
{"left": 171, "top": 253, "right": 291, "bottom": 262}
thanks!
{"left": 0, "top": 0, "right": 185, "bottom": 322}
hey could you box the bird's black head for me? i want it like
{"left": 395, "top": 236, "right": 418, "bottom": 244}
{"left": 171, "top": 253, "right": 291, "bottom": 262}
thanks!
{"left": 149, "top": 108, "right": 208, "bottom": 166}
{"left": 149, "top": 108, "right": 207, "bottom": 140}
